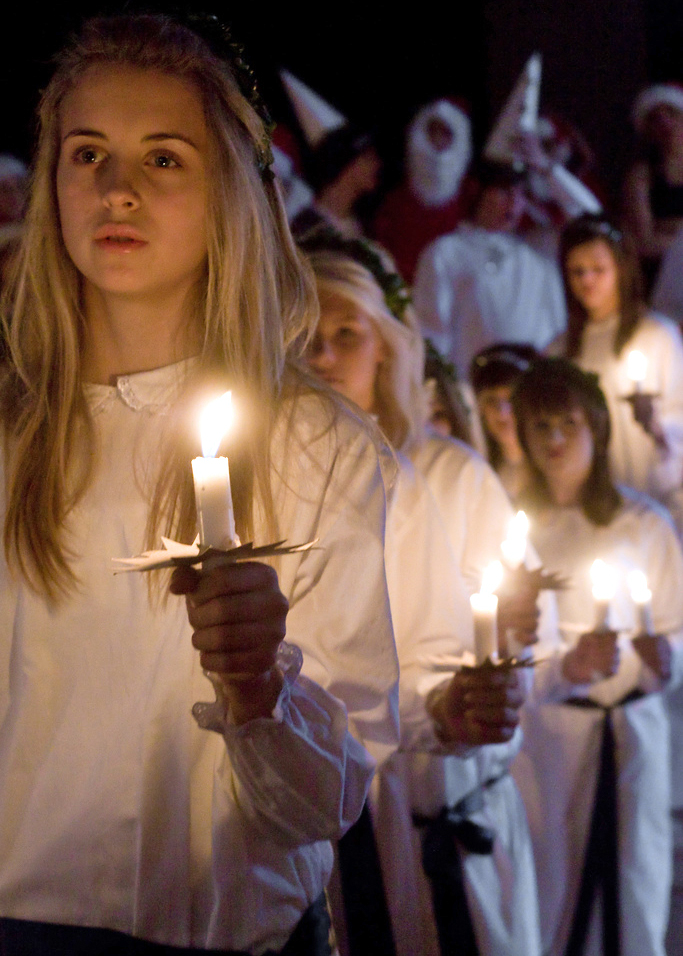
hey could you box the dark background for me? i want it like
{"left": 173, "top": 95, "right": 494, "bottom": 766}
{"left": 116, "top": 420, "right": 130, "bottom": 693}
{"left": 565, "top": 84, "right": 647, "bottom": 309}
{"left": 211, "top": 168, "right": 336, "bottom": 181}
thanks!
{"left": 2, "top": 1, "right": 683, "bottom": 212}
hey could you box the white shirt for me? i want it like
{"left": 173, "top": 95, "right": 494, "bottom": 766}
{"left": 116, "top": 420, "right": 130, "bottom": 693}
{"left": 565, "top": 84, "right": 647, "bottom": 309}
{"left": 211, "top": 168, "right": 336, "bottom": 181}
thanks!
{"left": 413, "top": 225, "right": 566, "bottom": 378}
{"left": 0, "top": 364, "right": 400, "bottom": 954}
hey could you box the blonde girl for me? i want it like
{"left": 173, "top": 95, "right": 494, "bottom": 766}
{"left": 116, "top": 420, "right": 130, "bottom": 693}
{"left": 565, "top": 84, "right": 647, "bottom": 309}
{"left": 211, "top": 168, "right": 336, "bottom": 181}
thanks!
{"left": 0, "top": 15, "right": 399, "bottom": 955}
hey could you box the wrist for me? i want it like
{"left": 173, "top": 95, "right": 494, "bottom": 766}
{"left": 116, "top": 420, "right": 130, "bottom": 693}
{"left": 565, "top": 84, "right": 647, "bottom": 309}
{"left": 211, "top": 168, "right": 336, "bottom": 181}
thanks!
{"left": 220, "top": 666, "right": 285, "bottom": 725}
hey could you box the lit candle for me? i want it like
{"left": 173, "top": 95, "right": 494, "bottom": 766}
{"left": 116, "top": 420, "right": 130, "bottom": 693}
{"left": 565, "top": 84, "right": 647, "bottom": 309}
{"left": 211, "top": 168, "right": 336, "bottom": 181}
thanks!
{"left": 591, "top": 559, "right": 616, "bottom": 630}
{"left": 470, "top": 561, "right": 503, "bottom": 664}
{"left": 192, "top": 392, "right": 237, "bottom": 550}
{"left": 628, "top": 569, "right": 654, "bottom": 636}
{"left": 627, "top": 350, "right": 647, "bottom": 393}
{"left": 501, "top": 510, "right": 529, "bottom": 570}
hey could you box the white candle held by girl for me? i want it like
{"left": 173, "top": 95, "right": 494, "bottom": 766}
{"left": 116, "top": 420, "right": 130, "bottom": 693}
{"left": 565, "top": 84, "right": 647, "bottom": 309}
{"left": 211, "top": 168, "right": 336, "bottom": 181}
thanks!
{"left": 628, "top": 569, "right": 654, "bottom": 636}
{"left": 501, "top": 510, "right": 529, "bottom": 570}
{"left": 626, "top": 349, "right": 647, "bottom": 394}
{"left": 192, "top": 392, "right": 238, "bottom": 550}
{"left": 471, "top": 561, "right": 503, "bottom": 664}
{"left": 591, "top": 559, "right": 617, "bottom": 630}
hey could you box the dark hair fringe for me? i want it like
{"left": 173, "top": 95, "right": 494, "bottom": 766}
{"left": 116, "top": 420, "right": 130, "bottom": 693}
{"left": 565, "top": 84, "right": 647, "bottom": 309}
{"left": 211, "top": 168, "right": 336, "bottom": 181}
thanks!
{"left": 512, "top": 357, "right": 622, "bottom": 526}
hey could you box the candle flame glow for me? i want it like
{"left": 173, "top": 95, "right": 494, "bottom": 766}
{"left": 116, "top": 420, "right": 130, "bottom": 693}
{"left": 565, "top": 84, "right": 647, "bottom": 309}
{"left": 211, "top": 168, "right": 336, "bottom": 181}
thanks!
{"left": 200, "top": 392, "right": 233, "bottom": 458}
{"left": 628, "top": 569, "right": 652, "bottom": 605}
{"left": 501, "top": 510, "right": 529, "bottom": 568}
{"left": 590, "top": 559, "right": 617, "bottom": 601}
{"left": 481, "top": 560, "right": 503, "bottom": 595}
{"left": 627, "top": 350, "right": 647, "bottom": 383}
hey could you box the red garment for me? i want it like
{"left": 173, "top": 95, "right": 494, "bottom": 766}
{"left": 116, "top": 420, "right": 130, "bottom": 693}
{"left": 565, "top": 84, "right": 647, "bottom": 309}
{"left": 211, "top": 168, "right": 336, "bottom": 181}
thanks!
{"left": 372, "top": 183, "right": 466, "bottom": 283}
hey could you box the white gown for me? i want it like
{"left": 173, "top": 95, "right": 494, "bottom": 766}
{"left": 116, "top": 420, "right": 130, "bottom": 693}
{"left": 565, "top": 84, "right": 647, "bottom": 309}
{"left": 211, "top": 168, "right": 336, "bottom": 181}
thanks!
{"left": 373, "top": 434, "right": 544, "bottom": 956}
{"left": 513, "top": 489, "right": 683, "bottom": 956}
{"left": 0, "top": 364, "right": 400, "bottom": 954}
{"left": 413, "top": 224, "right": 566, "bottom": 378}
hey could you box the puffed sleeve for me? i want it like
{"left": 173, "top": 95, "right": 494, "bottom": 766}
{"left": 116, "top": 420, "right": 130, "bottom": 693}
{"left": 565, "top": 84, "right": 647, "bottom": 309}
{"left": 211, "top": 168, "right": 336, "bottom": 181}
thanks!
{"left": 384, "top": 456, "right": 475, "bottom": 754}
{"left": 220, "top": 392, "right": 399, "bottom": 841}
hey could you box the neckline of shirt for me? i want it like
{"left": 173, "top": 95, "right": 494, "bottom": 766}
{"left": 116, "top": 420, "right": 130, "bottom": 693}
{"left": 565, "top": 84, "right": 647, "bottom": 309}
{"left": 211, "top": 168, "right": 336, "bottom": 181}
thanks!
{"left": 85, "top": 357, "right": 198, "bottom": 415}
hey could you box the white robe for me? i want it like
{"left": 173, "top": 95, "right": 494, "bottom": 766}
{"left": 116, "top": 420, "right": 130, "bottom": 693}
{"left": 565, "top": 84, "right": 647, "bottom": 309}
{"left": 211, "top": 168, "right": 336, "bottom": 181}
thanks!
{"left": 413, "top": 224, "right": 566, "bottom": 378}
{"left": 513, "top": 489, "right": 683, "bottom": 956}
{"left": 0, "top": 364, "right": 400, "bottom": 954}
{"left": 373, "top": 435, "right": 543, "bottom": 956}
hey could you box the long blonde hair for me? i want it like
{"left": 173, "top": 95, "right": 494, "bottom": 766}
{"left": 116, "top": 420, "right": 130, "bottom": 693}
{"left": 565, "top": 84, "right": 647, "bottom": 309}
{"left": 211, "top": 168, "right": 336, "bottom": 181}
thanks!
{"left": 307, "top": 249, "right": 427, "bottom": 455}
{"left": 0, "top": 14, "right": 318, "bottom": 600}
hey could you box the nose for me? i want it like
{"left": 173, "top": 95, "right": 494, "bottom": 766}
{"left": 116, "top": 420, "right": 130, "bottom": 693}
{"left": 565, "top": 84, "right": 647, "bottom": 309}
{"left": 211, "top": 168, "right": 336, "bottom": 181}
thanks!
{"left": 100, "top": 159, "right": 140, "bottom": 211}
{"left": 308, "top": 336, "right": 337, "bottom": 372}
{"left": 547, "top": 425, "right": 565, "bottom": 447}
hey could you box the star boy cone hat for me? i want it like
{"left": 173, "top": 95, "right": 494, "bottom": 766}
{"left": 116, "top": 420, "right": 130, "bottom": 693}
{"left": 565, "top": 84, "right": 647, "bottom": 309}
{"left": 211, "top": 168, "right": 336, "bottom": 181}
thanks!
{"left": 280, "top": 70, "right": 347, "bottom": 147}
{"left": 485, "top": 52, "right": 542, "bottom": 164}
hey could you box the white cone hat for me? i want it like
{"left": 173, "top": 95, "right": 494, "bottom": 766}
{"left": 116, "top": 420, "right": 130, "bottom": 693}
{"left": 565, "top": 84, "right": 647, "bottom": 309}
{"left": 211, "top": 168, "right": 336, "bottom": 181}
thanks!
{"left": 280, "top": 70, "right": 347, "bottom": 148}
{"left": 485, "top": 52, "right": 542, "bottom": 164}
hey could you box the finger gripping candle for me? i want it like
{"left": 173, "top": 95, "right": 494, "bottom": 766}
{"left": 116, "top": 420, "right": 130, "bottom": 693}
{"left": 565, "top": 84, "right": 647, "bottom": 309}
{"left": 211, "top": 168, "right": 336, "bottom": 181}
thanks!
{"left": 192, "top": 392, "right": 237, "bottom": 550}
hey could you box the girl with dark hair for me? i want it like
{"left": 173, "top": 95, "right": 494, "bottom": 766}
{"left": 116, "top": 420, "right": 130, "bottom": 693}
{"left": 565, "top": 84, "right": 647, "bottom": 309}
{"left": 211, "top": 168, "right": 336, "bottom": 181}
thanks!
{"left": 552, "top": 213, "right": 683, "bottom": 524}
{"left": 511, "top": 357, "right": 683, "bottom": 956}
{"left": 0, "top": 14, "right": 402, "bottom": 955}
{"left": 469, "top": 342, "right": 539, "bottom": 503}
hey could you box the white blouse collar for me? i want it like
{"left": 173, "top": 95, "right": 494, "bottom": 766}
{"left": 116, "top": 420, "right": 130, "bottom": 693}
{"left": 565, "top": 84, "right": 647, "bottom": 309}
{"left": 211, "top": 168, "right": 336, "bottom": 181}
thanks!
{"left": 85, "top": 358, "right": 197, "bottom": 415}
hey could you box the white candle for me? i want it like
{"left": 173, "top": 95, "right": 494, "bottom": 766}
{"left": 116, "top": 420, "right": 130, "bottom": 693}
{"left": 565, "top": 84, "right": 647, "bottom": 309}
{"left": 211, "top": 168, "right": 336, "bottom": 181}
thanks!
{"left": 192, "top": 392, "right": 237, "bottom": 550}
{"left": 627, "top": 350, "right": 647, "bottom": 393}
{"left": 628, "top": 569, "right": 654, "bottom": 635}
{"left": 590, "top": 559, "right": 616, "bottom": 630}
{"left": 471, "top": 561, "right": 502, "bottom": 664}
{"left": 501, "top": 510, "right": 529, "bottom": 570}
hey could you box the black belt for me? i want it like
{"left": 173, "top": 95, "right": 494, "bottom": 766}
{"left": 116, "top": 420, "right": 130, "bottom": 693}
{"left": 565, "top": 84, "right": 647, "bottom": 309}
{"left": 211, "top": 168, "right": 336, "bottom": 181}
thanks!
{"left": 412, "top": 779, "right": 500, "bottom": 956}
{"left": 562, "top": 691, "right": 644, "bottom": 956}
{"left": 337, "top": 801, "right": 396, "bottom": 956}
{"left": 0, "top": 895, "right": 331, "bottom": 956}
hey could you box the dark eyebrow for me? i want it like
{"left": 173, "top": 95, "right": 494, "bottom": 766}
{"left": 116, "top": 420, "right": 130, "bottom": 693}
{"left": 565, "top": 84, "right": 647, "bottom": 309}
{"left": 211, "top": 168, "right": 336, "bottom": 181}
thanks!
{"left": 61, "top": 129, "right": 200, "bottom": 150}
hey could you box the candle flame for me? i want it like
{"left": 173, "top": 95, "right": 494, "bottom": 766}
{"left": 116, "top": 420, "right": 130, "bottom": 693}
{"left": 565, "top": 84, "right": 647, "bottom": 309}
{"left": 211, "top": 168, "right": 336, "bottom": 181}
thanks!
{"left": 627, "top": 350, "right": 647, "bottom": 383}
{"left": 590, "top": 559, "right": 617, "bottom": 601}
{"left": 200, "top": 392, "right": 233, "bottom": 458}
{"left": 481, "top": 560, "right": 503, "bottom": 595}
{"left": 628, "top": 569, "right": 652, "bottom": 605}
{"left": 501, "top": 510, "right": 529, "bottom": 567}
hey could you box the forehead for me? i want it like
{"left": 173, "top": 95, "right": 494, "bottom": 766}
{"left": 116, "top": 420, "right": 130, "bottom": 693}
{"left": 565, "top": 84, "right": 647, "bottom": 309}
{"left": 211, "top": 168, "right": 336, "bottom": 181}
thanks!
{"left": 478, "top": 384, "right": 512, "bottom": 400}
{"left": 318, "top": 288, "right": 373, "bottom": 323}
{"left": 565, "top": 238, "right": 615, "bottom": 268}
{"left": 59, "top": 64, "right": 207, "bottom": 145}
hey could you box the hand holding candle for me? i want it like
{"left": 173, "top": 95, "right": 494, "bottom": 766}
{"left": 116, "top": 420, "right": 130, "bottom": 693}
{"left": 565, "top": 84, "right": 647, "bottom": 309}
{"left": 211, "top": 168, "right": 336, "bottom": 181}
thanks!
{"left": 192, "top": 392, "right": 238, "bottom": 550}
{"left": 628, "top": 569, "right": 672, "bottom": 681}
{"left": 563, "top": 559, "right": 619, "bottom": 683}
{"left": 624, "top": 350, "right": 668, "bottom": 448}
{"left": 470, "top": 561, "right": 503, "bottom": 665}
